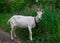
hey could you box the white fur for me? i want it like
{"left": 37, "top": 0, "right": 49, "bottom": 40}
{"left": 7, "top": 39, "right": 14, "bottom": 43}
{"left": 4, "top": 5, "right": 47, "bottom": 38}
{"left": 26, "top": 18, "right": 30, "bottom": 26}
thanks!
{"left": 7, "top": 10, "right": 43, "bottom": 41}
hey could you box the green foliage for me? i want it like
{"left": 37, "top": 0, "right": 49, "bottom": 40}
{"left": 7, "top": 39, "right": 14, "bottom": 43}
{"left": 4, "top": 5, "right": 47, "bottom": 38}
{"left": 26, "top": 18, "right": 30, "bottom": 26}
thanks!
{"left": 0, "top": 0, "right": 30, "bottom": 13}
{"left": 10, "top": 0, "right": 26, "bottom": 11}
{"left": 0, "top": 0, "right": 10, "bottom": 13}
{"left": 38, "top": 9, "right": 58, "bottom": 43}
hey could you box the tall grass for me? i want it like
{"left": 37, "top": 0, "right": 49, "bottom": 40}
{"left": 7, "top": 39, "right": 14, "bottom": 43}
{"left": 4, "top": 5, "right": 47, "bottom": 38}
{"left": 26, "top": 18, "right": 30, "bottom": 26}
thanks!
{"left": 39, "top": 9, "right": 58, "bottom": 43}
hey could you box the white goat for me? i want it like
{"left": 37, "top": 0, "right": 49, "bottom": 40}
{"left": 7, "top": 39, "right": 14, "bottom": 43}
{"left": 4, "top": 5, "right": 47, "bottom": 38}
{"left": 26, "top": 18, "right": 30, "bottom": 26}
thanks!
{"left": 7, "top": 9, "right": 43, "bottom": 41}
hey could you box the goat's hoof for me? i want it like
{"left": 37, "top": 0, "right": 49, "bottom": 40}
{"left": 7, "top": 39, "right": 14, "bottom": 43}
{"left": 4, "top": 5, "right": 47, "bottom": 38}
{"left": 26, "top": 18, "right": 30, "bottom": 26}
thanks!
{"left": 11, "top": 38, "right": 14, "bottom": 41}
{"left": 30, "top": 39, "right": 33, "bottom": 41}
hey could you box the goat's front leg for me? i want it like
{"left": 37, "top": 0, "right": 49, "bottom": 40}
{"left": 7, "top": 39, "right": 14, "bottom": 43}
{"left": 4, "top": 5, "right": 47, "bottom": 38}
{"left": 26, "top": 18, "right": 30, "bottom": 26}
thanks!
{"left": 14, "top": 28, "right": 17, "bottom": 37}
{"left": 28, "top": 26, "right": 32, "bottom": 41}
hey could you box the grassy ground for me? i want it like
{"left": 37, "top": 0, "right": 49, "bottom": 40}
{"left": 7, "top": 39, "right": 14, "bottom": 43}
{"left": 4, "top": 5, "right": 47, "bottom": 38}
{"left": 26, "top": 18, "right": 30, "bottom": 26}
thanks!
{"left": 0, "top": 13, "right": 13, "bottom": 31}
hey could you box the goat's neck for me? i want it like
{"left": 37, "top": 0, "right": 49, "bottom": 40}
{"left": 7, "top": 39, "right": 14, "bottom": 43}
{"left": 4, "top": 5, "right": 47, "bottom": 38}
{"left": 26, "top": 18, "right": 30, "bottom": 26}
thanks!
{"left": 35, "top": 15, "right": 40, "bottom": 23}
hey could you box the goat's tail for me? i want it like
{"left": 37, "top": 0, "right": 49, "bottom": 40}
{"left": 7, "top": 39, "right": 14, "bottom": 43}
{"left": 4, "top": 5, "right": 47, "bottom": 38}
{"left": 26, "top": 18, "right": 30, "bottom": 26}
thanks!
{"left": 7, "top": 19, "right": 10, "bottom": 25}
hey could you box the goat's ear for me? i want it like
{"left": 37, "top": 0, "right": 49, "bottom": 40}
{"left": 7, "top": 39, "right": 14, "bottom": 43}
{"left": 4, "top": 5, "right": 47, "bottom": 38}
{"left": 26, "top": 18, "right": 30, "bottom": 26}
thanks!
{"left": 37, "top": 8, "right": 43, "bottom": 11}
{"left": 40, "top": 9, "right": 43, "bottom": 12}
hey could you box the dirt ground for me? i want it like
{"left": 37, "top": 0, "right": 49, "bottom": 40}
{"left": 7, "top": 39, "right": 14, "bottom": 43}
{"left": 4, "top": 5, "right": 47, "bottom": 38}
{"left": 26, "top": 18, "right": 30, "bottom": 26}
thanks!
{"left": 0, "top": 29, "right": 33, "bottom": 43}
{"left": 0, "top": 30, "right": 32, "bottom": 43}
{"left": 0, "top": 29, "right": 23, "bottom": 43}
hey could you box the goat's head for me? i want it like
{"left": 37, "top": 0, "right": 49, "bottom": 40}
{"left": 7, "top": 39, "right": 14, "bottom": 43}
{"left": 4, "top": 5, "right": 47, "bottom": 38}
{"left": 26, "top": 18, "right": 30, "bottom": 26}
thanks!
{"left": 36, "top": 8, "right": 43, "bottom": 19}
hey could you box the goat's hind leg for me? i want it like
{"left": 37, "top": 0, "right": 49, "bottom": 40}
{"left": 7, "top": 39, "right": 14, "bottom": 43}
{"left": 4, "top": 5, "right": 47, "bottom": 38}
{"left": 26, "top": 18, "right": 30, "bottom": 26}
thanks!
{"left": 10, "top": 23, "right": 14, "bottom": 40}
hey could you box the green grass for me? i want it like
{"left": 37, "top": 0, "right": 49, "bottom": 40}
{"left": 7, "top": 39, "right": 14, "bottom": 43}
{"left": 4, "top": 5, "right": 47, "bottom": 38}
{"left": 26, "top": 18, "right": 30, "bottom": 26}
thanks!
{"left": 0, "top": 13, "right": 13, "bottom": 31}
